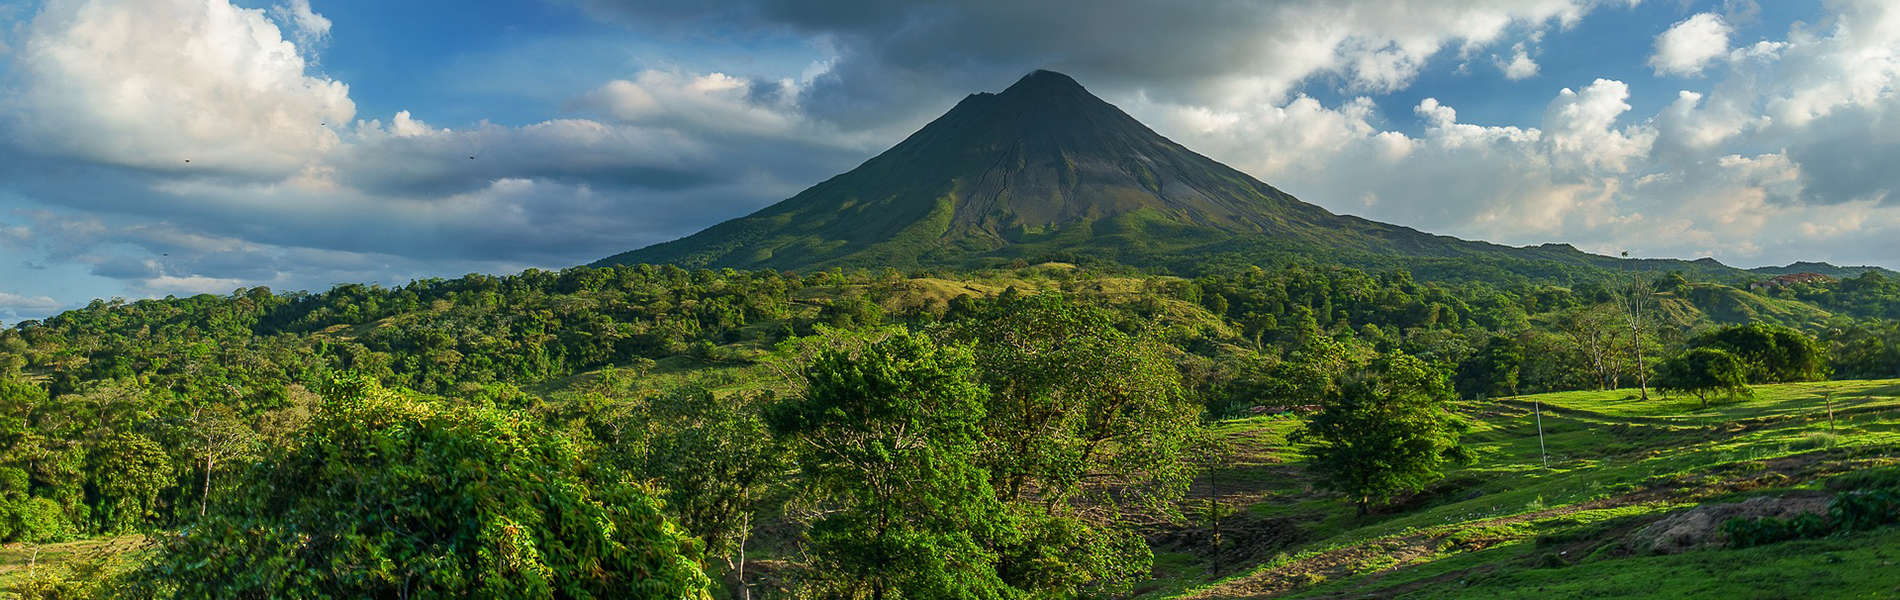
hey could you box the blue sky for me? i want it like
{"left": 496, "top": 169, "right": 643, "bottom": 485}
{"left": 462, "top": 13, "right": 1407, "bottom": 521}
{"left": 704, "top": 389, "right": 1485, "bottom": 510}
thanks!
{"left": 2, "top": 0, "right": 1899, "bottom": 323}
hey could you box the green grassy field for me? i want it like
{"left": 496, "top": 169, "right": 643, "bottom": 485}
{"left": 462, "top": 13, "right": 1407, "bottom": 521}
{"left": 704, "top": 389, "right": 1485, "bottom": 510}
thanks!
{"left": 1157, "top": 379, "right": 1900, "bottom": 599}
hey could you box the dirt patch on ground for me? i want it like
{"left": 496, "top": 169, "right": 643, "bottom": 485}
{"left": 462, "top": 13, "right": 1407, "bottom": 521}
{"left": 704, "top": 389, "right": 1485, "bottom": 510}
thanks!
{"left": 1628, "top": 494, "right": 1830, "bottom": 554}
{"left": 1151, "top": 514, "right": 1307, "bottom": 577}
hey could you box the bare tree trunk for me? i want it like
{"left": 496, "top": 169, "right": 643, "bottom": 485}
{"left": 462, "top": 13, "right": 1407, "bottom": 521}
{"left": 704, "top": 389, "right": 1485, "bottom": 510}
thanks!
{"left": 201, "top": 454, "right": 213, "bottom": 516}
{"left": 1630, "top": 307, "right": 1648, "bottom": 400}
{"left": 738, "top": 496, "right": 751, "bottom": 600}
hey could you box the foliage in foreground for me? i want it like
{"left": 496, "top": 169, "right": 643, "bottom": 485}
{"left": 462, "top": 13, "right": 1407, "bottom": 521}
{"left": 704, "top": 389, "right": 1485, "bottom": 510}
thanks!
{"left": 128, "top": 375, "right": 710, "bottom": 599}
{"left": 769, "top": 330, "right": 1011, "bottom": 599}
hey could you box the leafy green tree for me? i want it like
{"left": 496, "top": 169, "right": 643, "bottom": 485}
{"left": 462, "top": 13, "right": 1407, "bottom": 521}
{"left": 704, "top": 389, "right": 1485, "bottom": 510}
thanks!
{"left": 768, "top": 330, "right": 1011, "bottom": 600}
{"left": 937, "top": 293, "right": 1197, "bottom": 594}
{"left": 1454, "top": 335, "right": 1523, "bottom": 399}
{"left": 88, "top": 432, "right": 173, "bottom": 533}
{"left": 1690, "top": 323, "right": 1827, "bottom": 383}
{"left": 132, "top": 374, "right": 710, "bottom": 599}
{"left": 1292, "top": 353, "right": 1466, "bottom": 515}
{"left": 1825, "top": 320, "right": 1900, "bottom": 379}
{"left": 639, "top": 386, "right": 790, "bottom": 597}
{"left": 1655, "top": 347, "right": 1752, "bottom": 408}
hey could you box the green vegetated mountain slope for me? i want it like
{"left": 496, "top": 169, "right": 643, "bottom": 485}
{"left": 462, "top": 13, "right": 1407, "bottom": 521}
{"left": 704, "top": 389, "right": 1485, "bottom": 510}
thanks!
{"left": 595, "top": 71, "right": 1886, "bottom": 283}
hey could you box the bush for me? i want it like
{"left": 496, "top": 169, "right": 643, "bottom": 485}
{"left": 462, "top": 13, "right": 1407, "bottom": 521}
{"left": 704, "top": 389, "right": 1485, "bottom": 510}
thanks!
{"left": 1791, "top": 431, "right": 1845, "bottom": 450}
{"left": 1723, "top": 513, "right": 1829, "bottom": 548}
{"left": 1830, "top": 489, "right": 1900, "bottom": 532}
{"left": 129, "top": 375, "right": 711, "bottom": 599}
{"left": 1723, "top": 489, "right": 1900, "bottom": 548}
{"left": 5, "top": 497, "right": 76, "bottom": 543}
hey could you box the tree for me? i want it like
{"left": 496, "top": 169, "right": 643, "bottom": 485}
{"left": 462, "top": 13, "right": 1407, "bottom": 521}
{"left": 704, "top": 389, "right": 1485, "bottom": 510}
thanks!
{"left": 1292, "top": 353, "right": 1466, "bottom": 515}
{"left": 178, "top": 403, "right": 256, "bottom": 517}
{"left": 937, "top": 293, "right": 1198, "bottom": 594}
{"left": 132, "top": 374, "right": 711, "bottom": 599}
{"left": 640, "top": 386, "right": 789, "bottom": 599}
{"left": 1691, "top": 323, "right": 1827, "bottom": 383}
{"left": 88, "top": 432, "right": 172, "bottom": 533}
{"left": 1615, "top": 256, "right": 1654, "bottom": 400}
{"left": 1562, "top": 304, "right": 1625, "bottom": 390}
{"left": 1826, "top": 320, "right": 1900, "bottom": 379}
{"left": 1655, "top": 347, "right": 1751, "bottom": 409}
{"left": 1454, "top": 335, "right": 1523, "bottom": 399}
{"left": 768, "top": 330, "right": 1011, "bottom": 600}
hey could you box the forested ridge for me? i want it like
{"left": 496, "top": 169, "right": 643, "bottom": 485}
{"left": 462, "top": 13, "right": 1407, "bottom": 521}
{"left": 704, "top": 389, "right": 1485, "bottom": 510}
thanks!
{"left": 2, "top": 262, "right": 1898, "bottom": 597}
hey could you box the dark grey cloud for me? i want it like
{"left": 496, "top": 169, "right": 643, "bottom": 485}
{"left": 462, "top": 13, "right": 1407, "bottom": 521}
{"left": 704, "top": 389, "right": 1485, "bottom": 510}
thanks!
{"left": 1785, "top": 103, "right": 1900, "bottom": 206}
{"left": 566, "top": 0, "right": 1604, "bottom": 127}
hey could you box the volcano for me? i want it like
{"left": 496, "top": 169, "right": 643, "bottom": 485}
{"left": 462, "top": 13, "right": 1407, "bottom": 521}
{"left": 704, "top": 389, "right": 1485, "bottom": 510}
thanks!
{"left": 596, "top": 70, "right": 1829, "bottom": 281}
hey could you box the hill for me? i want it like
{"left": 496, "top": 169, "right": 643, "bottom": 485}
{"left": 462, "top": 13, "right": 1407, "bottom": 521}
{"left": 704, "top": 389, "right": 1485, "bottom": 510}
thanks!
{"left": 595, "top": 71, "right": 1877, "bottom": 284}
{"left": 1151, "top": 379, "right": 1900, "bottom": 599}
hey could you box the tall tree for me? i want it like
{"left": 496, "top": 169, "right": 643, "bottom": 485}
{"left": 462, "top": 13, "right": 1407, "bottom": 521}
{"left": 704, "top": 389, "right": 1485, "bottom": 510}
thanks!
{"left": 640, "top": 386, "right": 790, "bottom": 599}
{"left": 1616, "top": 254, "right": 1654, "bottom": 400}
{"left": 1563, "top": 304, "right": 1625, "bottom": 390}
{"left": 938, "top": 293, "right": 1199, "bottom": 594}
{"left": 769, "top": 330, "right": 1011, "bottom": 600}
{"left": 1293, "top": 353, "right": 1466, "bottom": 515}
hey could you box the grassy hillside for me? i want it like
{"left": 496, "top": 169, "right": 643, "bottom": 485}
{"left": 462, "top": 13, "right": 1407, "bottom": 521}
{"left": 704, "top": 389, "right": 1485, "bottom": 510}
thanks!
{"left": 1149, "top": 379, "right": 1900, "bottom": 599}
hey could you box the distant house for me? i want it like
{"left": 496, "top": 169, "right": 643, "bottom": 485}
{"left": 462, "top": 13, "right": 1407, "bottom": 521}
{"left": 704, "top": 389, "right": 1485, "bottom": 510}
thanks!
{"left": 1748, "top": 272, "right": 1836, "bottom": 291}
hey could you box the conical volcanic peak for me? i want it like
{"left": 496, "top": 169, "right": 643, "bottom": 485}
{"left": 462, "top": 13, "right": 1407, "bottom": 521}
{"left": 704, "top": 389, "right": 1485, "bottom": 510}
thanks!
{"left": 995, "top": 70, "right": 1094, "bottom": 102}
{"left": 593, "top": 71, "right": 1760, "bottom": 279}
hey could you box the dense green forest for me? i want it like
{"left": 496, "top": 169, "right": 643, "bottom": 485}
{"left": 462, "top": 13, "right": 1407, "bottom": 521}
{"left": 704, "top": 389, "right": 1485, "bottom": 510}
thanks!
{"left": 1, "top": 263, "right": 1898, "bottom": 597}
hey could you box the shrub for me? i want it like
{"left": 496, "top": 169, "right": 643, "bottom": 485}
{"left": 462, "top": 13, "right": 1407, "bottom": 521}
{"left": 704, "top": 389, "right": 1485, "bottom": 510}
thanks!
{"left": 5, "top": 497, "right": 76, "bottom": 543}
{"left": 1723, "top": 489, "right": 1900, "bottom": 548}
{"left": 1830, "top": 489, "right": 1900, "bottom": 532}
{"left": 129, "top": 375, "right": 711, "bottom": 599}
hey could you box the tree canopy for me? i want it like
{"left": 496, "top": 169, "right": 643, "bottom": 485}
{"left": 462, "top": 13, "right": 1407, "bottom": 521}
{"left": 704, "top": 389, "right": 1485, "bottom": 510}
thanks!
{"left": 131, "top": 375, "right": 711, "bottom": 599}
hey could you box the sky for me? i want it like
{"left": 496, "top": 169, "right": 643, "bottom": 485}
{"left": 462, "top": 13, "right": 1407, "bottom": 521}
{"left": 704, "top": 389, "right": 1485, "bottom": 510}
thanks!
{"left": 1, "top": 0, "right": 1898, "bottom": 323}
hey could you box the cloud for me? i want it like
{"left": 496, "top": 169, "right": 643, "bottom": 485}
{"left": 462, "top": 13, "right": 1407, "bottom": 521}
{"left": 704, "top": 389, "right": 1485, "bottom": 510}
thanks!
{"left": 0, "top": 0, "right": 875, "bottom": 306}
{"left": 11, "top": 0, "right": 354, "bottom": 176}
{"left": 568, "top": 0, "right": 1607, "bottom": 128}
{"left": 1496, "top": 43, "right": 1540, "bottom": 80}
{"left": 0, "top": 292, "right": 61, "bottom": 313}
{"left": 573, "top": 70, "right": 807, "bottom": 138}
{"left": 1135, "top": 3, "right": 1900, "bottom": 269}
{"left": 269, "top": 0, "right": 331, "bottom": 52}
{"left": 1650, "top": 13, "right": 1732, "bottom": 76}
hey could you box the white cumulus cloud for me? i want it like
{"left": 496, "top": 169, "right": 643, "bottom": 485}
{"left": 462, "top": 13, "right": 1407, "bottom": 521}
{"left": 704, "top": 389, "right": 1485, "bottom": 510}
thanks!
{"left": 1496, "top": 43, "right": 1540, "bottom": 80}
{"left": 1650, "top": 13, "right": 1733, "bottom": 76}
{"left": 12, "top": 0, "right": 354, "bottom": 175}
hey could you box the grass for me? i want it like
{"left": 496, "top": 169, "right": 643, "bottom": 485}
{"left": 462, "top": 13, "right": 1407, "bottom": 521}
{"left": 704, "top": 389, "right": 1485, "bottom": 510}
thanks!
{"left": 0, "top": 535, "right": 145, "bottom": 590}
{"left": 1155, "top": 378, "right": 1900, "bottom": 599}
